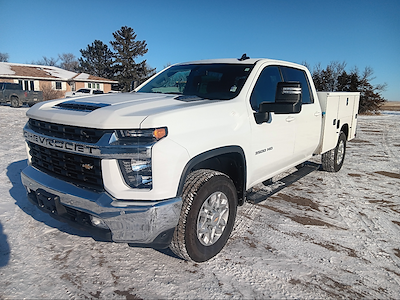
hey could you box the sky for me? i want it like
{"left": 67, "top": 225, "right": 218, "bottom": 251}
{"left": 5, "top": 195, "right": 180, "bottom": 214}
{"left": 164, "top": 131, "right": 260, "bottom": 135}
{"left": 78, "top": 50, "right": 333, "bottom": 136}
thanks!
{"left": 1, "top": 0, "right": 399, "bottom": 101}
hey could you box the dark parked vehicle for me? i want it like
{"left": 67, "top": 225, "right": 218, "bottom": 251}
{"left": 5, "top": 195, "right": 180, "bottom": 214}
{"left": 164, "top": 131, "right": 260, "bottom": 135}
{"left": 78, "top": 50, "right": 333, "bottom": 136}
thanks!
{"left": 0, "top": 82, "right": 43, "bottom": 107}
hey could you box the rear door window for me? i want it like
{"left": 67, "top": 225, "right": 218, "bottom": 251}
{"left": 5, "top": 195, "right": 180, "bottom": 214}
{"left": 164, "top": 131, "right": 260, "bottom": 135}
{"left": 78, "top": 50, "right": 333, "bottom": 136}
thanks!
{"left": 280, "top": 67, "right": 314, "bottom": 104}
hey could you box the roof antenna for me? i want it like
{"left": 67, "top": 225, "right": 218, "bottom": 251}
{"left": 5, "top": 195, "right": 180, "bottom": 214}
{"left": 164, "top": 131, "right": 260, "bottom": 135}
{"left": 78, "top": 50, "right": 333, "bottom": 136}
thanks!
{"left": 238, "top": 53, "right": 250, "bottom": 61}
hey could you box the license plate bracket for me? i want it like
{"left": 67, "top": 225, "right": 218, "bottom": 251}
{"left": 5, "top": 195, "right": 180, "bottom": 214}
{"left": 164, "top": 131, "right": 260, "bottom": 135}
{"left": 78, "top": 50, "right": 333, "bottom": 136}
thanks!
{"left": 35, "top": 189, "right": 67, "bottom": 215}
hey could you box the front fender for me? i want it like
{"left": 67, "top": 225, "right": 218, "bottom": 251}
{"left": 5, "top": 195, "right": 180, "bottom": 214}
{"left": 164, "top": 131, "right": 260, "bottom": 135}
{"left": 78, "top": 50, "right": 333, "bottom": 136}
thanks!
{"left": 176, "top": 146, "right": 247, "bottom": 204}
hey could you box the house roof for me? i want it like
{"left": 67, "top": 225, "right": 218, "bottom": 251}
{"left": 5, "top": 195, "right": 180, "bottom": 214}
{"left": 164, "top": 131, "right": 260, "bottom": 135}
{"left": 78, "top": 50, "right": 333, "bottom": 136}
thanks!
{"left": 0, "top": 62, "right": 117, "bottom": 83}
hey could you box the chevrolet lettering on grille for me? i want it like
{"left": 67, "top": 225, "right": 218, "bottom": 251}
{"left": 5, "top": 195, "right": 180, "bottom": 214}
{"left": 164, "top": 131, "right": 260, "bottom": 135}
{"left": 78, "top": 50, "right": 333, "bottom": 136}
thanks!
{"left": 24, "top": 130, "right": 99, "bottom": 155}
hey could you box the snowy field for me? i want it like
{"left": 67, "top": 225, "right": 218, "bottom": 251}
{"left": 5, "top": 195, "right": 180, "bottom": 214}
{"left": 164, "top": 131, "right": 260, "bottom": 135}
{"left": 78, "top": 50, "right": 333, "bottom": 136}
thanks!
{"left": 0, "top": 104, "right": 399, "bottom": 299}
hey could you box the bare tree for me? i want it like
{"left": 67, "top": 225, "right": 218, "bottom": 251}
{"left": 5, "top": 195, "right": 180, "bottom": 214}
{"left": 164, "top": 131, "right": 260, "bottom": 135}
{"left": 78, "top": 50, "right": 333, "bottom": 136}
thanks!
{"left": 309, "top": 61, "right": 386, "bottom": 113}
{"left": 40, "top": 82, "right": 64, "bottom": 100}
{"left": 0, "top": 52, "right": 9, "bottom": 62}
{"left": 163, "top": 62, "right": 172, "bottom": 69}
{"left": 311, "top": 61, "right": 347, "bottom": 92}
{"left": 33, "top": 56, "right": 59, "bottom": 66}
{"left": 59, "top": 53, "right": 79, "bottom": 72}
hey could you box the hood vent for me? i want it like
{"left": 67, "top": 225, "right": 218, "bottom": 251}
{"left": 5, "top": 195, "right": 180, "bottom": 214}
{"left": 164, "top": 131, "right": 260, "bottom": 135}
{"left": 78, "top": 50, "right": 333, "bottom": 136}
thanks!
{"left": 54, "top": 100, "right": 110, "bottom": 112}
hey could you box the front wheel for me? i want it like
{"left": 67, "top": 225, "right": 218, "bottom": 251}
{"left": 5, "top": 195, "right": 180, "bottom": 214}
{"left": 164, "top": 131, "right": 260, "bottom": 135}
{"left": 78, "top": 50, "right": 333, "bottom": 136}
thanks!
{"left": 321, "top": 132, "right": 347, "bottom": 172}
{"left": 170, "top": 169, "right": 237, "bottom": 262}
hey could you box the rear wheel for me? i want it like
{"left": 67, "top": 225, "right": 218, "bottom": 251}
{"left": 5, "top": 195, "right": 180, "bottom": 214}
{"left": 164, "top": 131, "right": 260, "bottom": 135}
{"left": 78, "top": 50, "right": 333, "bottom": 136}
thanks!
{"left": 321, "top": 132, "right": 347, "bottom": 172}
{"left": 170, "top": 169, "right": 237, "bottom": 262}
{"left": 10, "top": 97, "right": 21, "bottom": 108}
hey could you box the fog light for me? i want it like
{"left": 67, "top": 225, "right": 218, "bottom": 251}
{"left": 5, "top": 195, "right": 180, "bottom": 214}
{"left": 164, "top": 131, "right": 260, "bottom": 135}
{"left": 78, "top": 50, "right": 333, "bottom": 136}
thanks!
{"left": 90, "top": 215, "right": 109, "bottom": 229}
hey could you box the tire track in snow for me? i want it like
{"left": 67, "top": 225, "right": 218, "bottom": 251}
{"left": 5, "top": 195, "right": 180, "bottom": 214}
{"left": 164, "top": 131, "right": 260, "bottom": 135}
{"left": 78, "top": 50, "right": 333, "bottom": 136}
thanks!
{"left": 230, "top": 202, "right": 259, "bottom": 239}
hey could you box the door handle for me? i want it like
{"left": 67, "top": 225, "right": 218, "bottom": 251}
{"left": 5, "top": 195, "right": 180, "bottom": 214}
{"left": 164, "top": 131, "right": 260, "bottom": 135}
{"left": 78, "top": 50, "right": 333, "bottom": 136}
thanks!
{"left": 285, "top": 116, "right": 295, "bottom": 122}
{"left": 314, "top": 112, "right": 321, "bottom": 117}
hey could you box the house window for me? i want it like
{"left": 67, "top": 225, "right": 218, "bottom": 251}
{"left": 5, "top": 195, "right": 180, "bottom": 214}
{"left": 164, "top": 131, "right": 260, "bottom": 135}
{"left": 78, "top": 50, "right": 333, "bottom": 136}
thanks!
{"left": 30, "top": 81, "right": 35, "bottom": 91}
{"left": 96, "top": 83, "right": 100, "bottom": 89}
{"left": 24, "top": 81, "right": 29, "bottom": 90}
{"left": 88, "top": 83, "right": 92, "bottom": 88}
{"left": 55, "top": 81, "right": 62, "bottom": 90}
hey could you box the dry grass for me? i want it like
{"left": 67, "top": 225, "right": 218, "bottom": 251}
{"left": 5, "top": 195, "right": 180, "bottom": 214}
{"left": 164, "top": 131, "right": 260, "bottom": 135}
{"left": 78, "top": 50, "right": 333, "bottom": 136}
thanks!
{"left": 381, "top": 101, "right": 400, "bottom": 111}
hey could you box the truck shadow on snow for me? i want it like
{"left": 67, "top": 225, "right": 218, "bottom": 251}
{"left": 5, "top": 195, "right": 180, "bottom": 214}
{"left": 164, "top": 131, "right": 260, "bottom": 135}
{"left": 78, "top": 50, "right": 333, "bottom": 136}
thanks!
{"left": 7, "top": 160, "right": 97, "bottom": 240}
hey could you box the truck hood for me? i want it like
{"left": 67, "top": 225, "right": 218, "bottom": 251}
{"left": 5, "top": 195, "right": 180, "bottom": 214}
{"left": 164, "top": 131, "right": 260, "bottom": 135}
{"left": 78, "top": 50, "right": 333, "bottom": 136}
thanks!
{"left": 26, "top": 93, "right": 211, "bottom": 129}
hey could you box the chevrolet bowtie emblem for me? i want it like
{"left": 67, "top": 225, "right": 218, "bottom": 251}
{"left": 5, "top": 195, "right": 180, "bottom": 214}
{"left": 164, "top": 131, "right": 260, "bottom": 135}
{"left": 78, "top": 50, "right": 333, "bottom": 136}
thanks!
{"left": 82, "top": 163, "right": 94, "bottom": 170}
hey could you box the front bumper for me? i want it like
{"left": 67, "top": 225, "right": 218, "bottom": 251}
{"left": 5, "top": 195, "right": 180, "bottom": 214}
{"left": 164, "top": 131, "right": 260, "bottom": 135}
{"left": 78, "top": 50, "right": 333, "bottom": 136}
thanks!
{"left": 21, "top": 165, "right": 182, "bottom": 248}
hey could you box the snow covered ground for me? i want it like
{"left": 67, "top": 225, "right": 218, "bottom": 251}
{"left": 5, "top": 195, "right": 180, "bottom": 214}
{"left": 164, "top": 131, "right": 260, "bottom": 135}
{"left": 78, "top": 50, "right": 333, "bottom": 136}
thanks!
{"left": 0, "top": 104, "right": 399, "bottom": 299}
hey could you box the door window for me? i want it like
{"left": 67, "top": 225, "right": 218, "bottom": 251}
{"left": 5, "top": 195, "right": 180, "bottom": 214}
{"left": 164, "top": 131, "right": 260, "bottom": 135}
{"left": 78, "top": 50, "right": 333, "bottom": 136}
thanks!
{"left": 250, "top": 66, "right": 282, "bottom": 111}
{"left": 280, "top": 67, "right": 314, "bottom": 104}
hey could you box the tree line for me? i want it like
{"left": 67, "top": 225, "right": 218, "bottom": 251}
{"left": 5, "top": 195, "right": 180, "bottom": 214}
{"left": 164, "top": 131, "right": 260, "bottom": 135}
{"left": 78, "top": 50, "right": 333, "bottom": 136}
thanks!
{"left": 304, "top": 61, "right": 386, "bottom": 113}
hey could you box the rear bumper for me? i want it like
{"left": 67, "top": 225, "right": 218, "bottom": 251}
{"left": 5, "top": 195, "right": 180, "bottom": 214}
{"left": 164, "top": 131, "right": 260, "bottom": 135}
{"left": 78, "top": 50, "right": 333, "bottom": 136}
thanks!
{"left": 21, "top": 165, "right": 182, "bottom": 248}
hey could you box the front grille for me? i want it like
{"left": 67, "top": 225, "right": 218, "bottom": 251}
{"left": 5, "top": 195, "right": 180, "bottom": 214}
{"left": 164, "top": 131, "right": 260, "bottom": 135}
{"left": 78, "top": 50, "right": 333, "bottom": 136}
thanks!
{"left": 28, "top": 119, "right": 112, "bottom": 143}
{"left": 28, "top": 141, "right": 103, "bottom": 191}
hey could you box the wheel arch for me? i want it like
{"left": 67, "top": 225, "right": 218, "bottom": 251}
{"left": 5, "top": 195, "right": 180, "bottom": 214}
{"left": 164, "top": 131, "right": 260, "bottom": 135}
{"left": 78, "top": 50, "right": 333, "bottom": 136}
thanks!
{"left": 341, "top": 123, "right": 349, "bottom": 139}
{"left": 177, "top": 146, "right": 247, "bottom": 205}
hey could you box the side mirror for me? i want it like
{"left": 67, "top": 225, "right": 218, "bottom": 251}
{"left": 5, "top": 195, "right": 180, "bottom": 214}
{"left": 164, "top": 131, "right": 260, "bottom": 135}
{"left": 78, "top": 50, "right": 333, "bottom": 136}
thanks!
{"left": 259, "top": 82, "right": 302, "bottom": 115}
{"left": 275, "top": 82, "right": 302, "bottom": 104}
{"left": 254, "top": 111, "right": 270, "bottom": 124}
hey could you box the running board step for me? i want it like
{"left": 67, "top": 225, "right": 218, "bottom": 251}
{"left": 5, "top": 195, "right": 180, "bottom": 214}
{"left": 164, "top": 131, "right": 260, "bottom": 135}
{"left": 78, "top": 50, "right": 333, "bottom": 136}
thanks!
{"left": 246, "top": 162, "right": 321, "bottom": 204}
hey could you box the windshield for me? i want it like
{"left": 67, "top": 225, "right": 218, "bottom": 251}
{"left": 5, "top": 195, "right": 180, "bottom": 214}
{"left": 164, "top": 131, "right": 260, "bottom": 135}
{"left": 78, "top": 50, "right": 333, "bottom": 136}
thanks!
{"left": 137, "top": 63, "right": 254, "bottom": 100}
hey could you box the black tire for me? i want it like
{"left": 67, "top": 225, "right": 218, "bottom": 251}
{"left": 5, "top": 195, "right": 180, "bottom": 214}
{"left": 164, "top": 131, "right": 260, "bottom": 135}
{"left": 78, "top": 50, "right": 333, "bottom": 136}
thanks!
{"left": 10, "top": 97, "right": 21, "bottom": 108}
{"left": 321, "top": 132, "right": 347, "bottom": 172}
{"left": 170, "top": 169, "right": 237, "bottom": 262}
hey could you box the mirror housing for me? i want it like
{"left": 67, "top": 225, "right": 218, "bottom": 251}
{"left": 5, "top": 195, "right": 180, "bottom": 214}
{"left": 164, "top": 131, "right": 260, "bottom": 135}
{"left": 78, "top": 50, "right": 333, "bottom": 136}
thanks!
{"left": 253, "top": 82, "right": 302, "bottom": 124}
{"left": 260, "top": 82, "right": 302, "bottom": 114}
{"left": 254, "top": 111, "right": 271, "bottom": 124}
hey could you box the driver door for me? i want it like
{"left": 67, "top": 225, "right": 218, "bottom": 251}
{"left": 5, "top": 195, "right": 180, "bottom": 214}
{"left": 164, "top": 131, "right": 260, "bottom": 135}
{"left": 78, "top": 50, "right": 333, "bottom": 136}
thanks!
{"left": 247, "top": 65, "right": 297, "bottom": 186}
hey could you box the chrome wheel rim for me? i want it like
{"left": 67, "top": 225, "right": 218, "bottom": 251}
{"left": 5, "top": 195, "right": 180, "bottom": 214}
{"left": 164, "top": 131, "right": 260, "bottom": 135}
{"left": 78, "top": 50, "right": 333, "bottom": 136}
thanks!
{"left": 197, "top": 191, "right": 229, "bottom": 246}
{"left": 336, "top": 140, "right": 345, "bottom": 165}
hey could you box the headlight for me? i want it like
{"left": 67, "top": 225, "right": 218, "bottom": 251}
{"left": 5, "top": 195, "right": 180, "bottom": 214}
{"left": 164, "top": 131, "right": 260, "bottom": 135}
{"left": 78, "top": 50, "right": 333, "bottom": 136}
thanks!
{"left": 112, "top": 128, "right": 167, "bottom": 145}
{"left": 113, "top": 127, "right": 167, "bottom": 189}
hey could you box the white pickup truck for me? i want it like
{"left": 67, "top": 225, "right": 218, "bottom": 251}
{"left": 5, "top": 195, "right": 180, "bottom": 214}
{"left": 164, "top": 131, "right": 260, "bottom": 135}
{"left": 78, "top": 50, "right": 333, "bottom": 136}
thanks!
{"left": 65, "top": 88, "right": 104, "bottom": 98}
{"left": 21, "top": 57, "right": 360, "bottom": 262}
